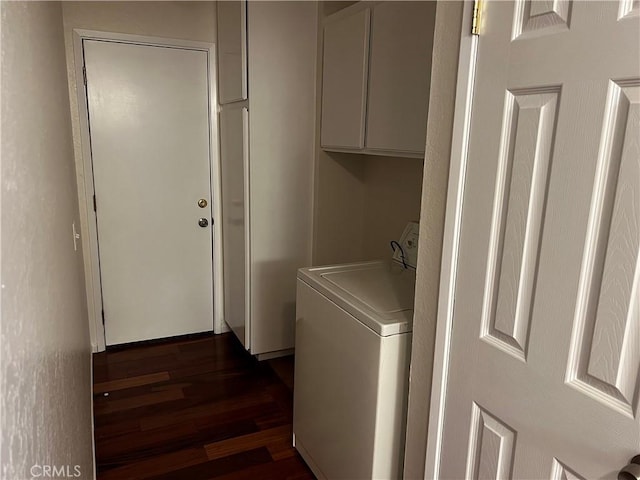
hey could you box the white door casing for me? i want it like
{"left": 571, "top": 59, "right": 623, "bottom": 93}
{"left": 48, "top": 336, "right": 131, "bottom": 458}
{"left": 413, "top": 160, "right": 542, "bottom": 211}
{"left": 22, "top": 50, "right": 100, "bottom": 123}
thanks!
{"left": 428, "top": 1, "right": 640, "bottom": 479}
{"left": 84, "top": 39, "right": 216, "bottom": 346}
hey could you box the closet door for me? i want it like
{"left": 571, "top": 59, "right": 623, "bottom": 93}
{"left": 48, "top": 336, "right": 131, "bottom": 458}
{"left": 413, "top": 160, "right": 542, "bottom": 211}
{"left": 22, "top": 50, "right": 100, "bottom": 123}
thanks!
{"left": 85, "top": 40, "right": 214, "bottom": 346}
{"left": 320, "top": 7, "right": 370, "bottom": 149}
{"left": 217, "top": 0, "right": 247, "bottom": 104}
{"left": 219, "top": 105, "right": 250, "bottom": 348}
{"left": 365, "top": 1, "right": 434, "bottom": 154}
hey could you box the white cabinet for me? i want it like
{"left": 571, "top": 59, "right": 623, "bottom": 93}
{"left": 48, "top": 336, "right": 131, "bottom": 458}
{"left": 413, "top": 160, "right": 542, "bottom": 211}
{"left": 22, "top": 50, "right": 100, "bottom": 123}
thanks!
{"left": 366, "top": 1, "right": 434, "bottom": 153}
{"left": 217, "top": 0, "right": 247, "bottom": 104}
{"left": 216, "top": 1, "right": 317, "bottom": 356}
{"left": 320, "top": 1, "right": 435, "bottom": 158}
{"left": 320, "top": 8, "right": 370, "bottom": 149}
{"left": 219, "top": 105, "right": 250, "bottom": 347}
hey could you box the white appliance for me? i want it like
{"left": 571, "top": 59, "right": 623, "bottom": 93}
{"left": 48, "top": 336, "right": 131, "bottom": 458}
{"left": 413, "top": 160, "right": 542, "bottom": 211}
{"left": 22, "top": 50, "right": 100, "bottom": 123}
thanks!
{"left": 293, "top": 223, "right": 418, "bottom": 479}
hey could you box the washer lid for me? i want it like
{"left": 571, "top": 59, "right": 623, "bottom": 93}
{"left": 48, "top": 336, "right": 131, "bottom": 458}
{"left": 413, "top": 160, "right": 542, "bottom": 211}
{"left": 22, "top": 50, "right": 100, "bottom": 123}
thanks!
{"left": 321, "top": 266, "right": 415, "bottom": 314}
{"left": 298, "top": 261, "right": 416, "bottom": 336}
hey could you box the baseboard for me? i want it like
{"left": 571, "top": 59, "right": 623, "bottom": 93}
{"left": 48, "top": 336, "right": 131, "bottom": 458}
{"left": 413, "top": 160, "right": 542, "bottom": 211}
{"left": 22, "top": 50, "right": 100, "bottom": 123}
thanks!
{"left": 255, "top": 348, "right": 294, "bottom": 361}
{"left": 294, "top": 437, "right": 327, "bottom": 480}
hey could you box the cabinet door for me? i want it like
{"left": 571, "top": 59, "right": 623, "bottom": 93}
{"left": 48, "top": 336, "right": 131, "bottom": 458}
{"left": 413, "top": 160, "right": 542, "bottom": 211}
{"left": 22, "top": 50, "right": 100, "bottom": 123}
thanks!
{"left": 320, "top": 7, "right": 370, "bottom": 149}
{"left": 247, "top": 1, "right": 317, "bottom": 355}
{"left": 217, "top": 0, "right": 247, "bottom": 104}
{"left": 219, "top": 105, "right": 250, "bottom": 348}
{"left": 365, "top": 1, "right": 435, "bottom": 153}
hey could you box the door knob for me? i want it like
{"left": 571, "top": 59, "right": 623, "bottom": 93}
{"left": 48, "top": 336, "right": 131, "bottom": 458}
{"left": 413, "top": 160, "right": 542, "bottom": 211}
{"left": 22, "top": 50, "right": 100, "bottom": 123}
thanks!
{"left": 619, "top": 455, "right": 640, "bottom": 480}
{"left": 198, "top": 218, "right": 209, "bottom": 228}
{"left": 198, "top": 198, "right": 208, "bottom": 208}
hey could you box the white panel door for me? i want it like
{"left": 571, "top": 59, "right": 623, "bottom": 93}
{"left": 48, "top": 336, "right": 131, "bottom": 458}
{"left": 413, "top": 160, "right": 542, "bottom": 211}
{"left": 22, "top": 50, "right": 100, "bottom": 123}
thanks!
{"left": 84, "top": 40, "right": 214, "bottom": 346}
{"left": 320, "top": 7, "right": 370, "bottom": 149}
{"left": 439, "top": 1, "right": 639, "bottom": 479}
{"left": 219, "top": 104, "right": 250, "bottom": 348}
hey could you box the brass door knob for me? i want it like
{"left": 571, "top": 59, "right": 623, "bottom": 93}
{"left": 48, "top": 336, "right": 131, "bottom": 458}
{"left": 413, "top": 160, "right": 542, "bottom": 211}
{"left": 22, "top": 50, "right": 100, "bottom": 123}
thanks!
{"left": 198, "top": 198, "right": 208, "bottom": 208}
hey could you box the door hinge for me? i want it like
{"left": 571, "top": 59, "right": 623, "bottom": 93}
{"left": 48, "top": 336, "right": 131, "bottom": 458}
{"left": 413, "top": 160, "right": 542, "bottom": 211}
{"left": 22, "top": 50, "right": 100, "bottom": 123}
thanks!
{"left": 82, "top": 65, "right": 87, "bottom": 86}
{"left": 93, "top": 194, "right": 97, "bottom": 212}
{"left": 471, "top": 0, "right": 482, "bottom": 35}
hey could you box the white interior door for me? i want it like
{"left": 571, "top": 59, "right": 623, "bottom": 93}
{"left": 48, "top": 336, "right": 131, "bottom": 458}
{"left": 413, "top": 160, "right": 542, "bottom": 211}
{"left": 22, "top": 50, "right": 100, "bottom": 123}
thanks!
{"left": 219, "top": 104, "right": 250, "bottom": 349}
{"left": 438, "top": 1, "right": 639, "bottom": 478}
{"left": 84, "top": 40, "right": 214, "bottom": 346}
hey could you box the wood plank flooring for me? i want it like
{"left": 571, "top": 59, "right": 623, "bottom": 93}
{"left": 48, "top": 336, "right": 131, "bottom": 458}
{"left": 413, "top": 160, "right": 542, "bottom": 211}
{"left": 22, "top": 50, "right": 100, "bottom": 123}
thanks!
{"left": 93, "top": 333, "right": 314, "bottom": 479}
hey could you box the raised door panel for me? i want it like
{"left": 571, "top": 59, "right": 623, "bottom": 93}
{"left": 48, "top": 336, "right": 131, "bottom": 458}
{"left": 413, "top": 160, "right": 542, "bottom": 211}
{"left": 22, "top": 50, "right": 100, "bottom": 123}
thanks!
{"left": 481, "top": 88, "right": 559, "bottom": 361}
{"left": 217, "top": 0, "right": 247, "bottom": 104}
{"left": 365, "top": 1, "right": 435, "bottom": 153}
{"left": 320, "top": 7, "right": 370, "bottom": 149}
{"left": 567, "top": 80, "right": 640, "bottom": 417}
{"left": 465, "top": 404, "right": 516, "bottom": 480}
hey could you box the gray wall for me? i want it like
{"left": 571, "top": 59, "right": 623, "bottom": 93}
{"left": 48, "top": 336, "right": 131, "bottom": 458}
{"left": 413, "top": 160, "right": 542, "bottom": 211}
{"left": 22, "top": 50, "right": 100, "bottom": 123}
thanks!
{"left": 1, "top": 2, "right": 94, "bottom": 478}
{"left": 403, "top": 2, "right": 464, "bottom": 478}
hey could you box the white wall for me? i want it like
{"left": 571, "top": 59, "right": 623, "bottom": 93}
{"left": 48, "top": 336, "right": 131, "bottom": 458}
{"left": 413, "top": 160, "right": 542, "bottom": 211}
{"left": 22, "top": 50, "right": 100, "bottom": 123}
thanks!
{"left": 313, "top": 151, "right": 368, "bottom": 264}
{"left": 313, "top": 153, "right": 424, "bottom": 265}
{"left": 363, "top": 157, "right": 424, "bottom": 260}
{"left": 1, "top": 2, "right": 94, "bottom": 478}
{"left": 313, "top": 150, "right": 424, "bottom": 265}
{"left": 61, "top": 1, "right": 217, "bottom": 350}
{"left": 403, "top": 2, "right": 464, "bottom": 478}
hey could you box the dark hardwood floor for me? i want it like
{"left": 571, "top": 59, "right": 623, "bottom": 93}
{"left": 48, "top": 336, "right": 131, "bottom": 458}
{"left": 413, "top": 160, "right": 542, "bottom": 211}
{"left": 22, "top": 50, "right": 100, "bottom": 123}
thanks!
{"left": 93, "top": 333, "right": 314, "bottom": 479}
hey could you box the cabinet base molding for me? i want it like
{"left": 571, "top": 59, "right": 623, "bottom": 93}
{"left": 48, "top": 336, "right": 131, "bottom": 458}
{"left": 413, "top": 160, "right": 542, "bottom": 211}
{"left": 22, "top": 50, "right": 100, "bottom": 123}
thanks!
{"left": 322, "top": 146, "right": 425, "bottom": 159}
{"left": 256, "top": 348, "right": 295, "bottom": 361}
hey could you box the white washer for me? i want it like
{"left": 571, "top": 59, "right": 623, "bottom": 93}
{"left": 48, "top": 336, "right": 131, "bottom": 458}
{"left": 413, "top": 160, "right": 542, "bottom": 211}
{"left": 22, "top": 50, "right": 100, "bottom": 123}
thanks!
{"left": 293, "top": 259, "right": 416, "bottom": 480}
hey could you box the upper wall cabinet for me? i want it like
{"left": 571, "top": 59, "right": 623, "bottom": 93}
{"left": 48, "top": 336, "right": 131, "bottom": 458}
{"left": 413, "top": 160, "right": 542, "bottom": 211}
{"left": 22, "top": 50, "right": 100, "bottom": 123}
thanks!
{"left": 217, "top": 0, "right": 247, "bottom": 104}
{"left": 366, "top": 2, "right": 434, "bottom": 154}
{"left": 320, "top": 7, "right": 370, "bottom": 149}
{"left": 320, "top": 1, "right": 436, "bottom": 158}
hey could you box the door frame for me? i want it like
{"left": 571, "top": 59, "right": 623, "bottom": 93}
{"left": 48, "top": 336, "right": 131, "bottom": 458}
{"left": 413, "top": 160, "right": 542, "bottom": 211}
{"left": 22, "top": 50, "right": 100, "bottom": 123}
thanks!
{"left": 72, "top": 29, "right": 225, "bottom": 352}
{"left": 419, "top": 3, "right": 479, "bottom": 478}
